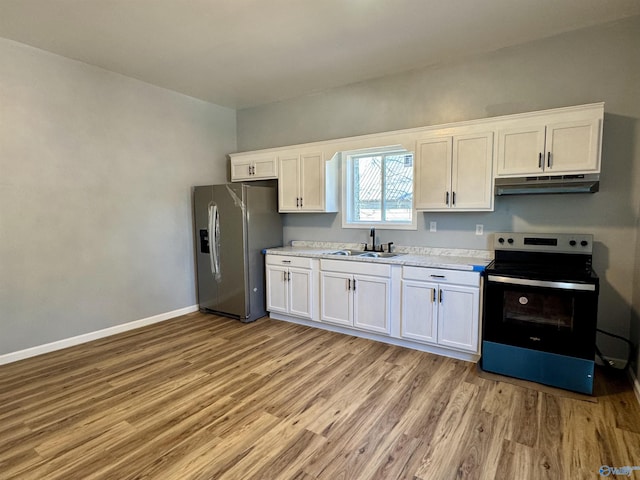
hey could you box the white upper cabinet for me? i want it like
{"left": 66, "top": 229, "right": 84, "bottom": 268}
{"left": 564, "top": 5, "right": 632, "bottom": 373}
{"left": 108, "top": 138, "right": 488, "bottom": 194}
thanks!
{"left": 278, "top": 154, "right": 301, "bottom": 211}
{"left": 278, "top": 152, "right": 339, "bottom": 213}
{"left": 415, "top": 131, "right": 494, "bottom": 211}
{"left": 229, "top": 102, "right": 604, "bottom": 208}
{"left": 230, "top": 153, "right": 278, "bottom": 181}
{"left": 414, "top": 136, "right": 451, "bottom": 210}
{"left": 496, "top": 103, "right": 603, "bottom": 177}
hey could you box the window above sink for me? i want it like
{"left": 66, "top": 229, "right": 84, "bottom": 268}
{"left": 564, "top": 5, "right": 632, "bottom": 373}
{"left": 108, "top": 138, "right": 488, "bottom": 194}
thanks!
{"left": 342, "top": 146, "right": 417, "bottom": 231}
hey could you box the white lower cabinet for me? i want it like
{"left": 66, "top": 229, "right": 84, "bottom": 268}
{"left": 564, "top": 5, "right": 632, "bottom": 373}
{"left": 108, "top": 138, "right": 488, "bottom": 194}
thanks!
{"left": 436, "top": 284, "right": 479, "bottom": 352}
{"left": 401, "top": 267, "right": 480, "bottom": 353}
{"left": 400, "top": 280, "right": 438, "bottom": 344}
{"left": 320, "top": 260, "right": 391, "bottom": 335}
{"left": 266, "top": 255, "right": 313, "bottom": 320}
{"left": 319, "top": 271, "right": 352, "bottom": 326}
{"left": 266, "top": 254, "right": 482, "bottom": 361}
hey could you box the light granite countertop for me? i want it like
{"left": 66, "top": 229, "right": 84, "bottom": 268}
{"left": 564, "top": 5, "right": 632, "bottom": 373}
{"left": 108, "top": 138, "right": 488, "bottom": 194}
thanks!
{"left": 264, "top": 241, "right": 493, "bottom": 272}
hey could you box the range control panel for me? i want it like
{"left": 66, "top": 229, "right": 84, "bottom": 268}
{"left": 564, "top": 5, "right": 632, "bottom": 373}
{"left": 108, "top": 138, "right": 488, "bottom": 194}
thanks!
{"left": 493, "top": 232, "right": 593, "bottom": 254}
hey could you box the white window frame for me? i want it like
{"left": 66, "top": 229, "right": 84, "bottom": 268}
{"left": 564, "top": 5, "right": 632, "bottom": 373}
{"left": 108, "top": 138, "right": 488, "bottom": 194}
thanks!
{"left": 341, "top": 145, "right": 417, "bottom": 230}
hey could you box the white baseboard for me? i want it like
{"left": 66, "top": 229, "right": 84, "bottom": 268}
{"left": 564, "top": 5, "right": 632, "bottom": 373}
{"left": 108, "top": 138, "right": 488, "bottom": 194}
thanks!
{"left": 0, "top": 305, "right": 199, "bottom": 366}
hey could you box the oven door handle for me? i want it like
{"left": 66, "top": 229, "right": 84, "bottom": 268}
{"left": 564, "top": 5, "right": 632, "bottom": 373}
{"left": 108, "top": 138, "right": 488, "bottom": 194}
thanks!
{"left": 486, "top": 275, "right": 596, "bottom": 292}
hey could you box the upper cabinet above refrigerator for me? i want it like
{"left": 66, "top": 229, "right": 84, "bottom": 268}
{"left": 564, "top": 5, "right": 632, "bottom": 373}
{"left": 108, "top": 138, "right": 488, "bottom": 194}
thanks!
{"left": 229, "top": 152, "right": 278, "bottom": 181}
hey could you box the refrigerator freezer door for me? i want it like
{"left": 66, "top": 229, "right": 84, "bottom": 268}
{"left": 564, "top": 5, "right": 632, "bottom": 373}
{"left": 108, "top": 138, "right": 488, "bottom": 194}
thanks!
{"left": 194, "top": 186, "right": 217, "bottom": 311}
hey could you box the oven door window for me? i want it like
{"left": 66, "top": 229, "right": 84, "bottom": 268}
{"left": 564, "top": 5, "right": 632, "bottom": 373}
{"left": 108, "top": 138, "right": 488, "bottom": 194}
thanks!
{"left": 503, "top": 291, "right": 574, "bottom": 331}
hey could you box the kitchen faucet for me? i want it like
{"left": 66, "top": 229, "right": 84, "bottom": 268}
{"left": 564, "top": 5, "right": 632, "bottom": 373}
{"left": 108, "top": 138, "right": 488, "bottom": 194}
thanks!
{"left": 364, "top": 228, "right": 384, "bottom": 252}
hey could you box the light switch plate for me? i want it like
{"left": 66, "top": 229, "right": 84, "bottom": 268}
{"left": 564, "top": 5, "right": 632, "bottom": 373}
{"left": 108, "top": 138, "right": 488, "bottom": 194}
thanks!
{"left": 430, "top": 221, "right": 437, "bottom": 232}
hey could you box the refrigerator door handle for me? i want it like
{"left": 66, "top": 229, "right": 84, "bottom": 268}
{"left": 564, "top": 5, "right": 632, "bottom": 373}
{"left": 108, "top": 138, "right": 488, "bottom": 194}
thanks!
{"left": 208, "top": 203, "right": 221, "bottom": 280}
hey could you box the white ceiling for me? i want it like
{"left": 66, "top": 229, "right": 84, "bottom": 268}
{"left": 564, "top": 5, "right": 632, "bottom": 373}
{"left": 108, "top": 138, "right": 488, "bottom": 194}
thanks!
{"left": 1, "top": 1, "right": 639, "bottom": 109}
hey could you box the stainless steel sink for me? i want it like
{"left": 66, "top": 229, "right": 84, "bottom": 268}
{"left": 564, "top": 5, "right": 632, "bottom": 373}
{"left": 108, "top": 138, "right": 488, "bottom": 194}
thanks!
{"left": 329, "top": 250, "right": 404, "bottom": 258}
{"left": 329, "top": 249, "right": 361, "bottom": 256}
{"left": 357, "top": 252, "right": 404, "bottom": 258}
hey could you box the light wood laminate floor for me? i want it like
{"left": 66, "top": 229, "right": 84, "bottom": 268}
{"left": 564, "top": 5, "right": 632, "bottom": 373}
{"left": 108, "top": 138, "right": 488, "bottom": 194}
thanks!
{"left": 1, "top": 312, "right": 640, "bottom": 479}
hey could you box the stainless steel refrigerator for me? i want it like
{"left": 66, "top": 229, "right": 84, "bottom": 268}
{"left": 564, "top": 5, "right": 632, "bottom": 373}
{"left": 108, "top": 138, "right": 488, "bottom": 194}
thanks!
{"left": 193, "top": 183, "right": 282, "bottom": 322}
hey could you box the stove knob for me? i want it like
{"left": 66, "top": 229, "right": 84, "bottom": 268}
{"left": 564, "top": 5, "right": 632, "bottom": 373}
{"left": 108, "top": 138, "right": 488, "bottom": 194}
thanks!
{"left": 507, "top": 238, "right": 514, "bottom": 244}
{"left": 581, "top": 240, "right": 588, "bottom": 247}
{"left": 569, "top": 240, "right": 577, "bottom": 246}
{"left": 498, "top": 237, "right": 505, "bottom": 244}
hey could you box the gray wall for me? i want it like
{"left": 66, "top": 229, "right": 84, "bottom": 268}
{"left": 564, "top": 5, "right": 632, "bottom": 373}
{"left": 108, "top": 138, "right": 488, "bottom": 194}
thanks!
{"left": 633, "top": 195, "right": 640, "bottom": 379}
{"left": 0, "top": 39, "right": 236, "bottom": 355}
{"left": 631, "top": 207, "right": 640, "bottom": 381}
{"left": 237, "top": 16, "right": 640, "bottom": 364}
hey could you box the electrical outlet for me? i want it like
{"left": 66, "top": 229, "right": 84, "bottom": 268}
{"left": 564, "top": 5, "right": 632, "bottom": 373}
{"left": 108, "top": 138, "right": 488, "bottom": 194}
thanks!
{"left": 475, "top": 224, "right": 484, "bottom": 235}
{"left": 430, "top": 221, "right": 437, "bottom": 232}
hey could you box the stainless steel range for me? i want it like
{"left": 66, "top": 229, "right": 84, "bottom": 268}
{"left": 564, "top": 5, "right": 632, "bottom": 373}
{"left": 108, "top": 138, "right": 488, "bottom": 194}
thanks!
{"left": 481, "top": 232, "right": 599, "bottom": 394}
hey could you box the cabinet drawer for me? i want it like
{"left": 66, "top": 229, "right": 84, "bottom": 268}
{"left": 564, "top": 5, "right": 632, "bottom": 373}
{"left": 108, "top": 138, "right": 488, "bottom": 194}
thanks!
{"left": 402, "top": 266, "right": 479, "bottom": 287}
{"left": 321, "top": 259, "right": 390, "bottom": 277}
{"left": 266, "top": 254, "right": 312, "bottom": 269}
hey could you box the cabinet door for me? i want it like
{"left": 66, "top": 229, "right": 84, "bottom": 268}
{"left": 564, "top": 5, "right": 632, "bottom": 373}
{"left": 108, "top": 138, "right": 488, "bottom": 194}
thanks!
{"left": 545, "top": 118, "right": 600, "bottom": 174}
{"left": 415, "top": 136, "right": 452, "bottom": 210}
{"left": 320, "top": 272, "right": 352, "bottom": 326}
{"left": 400, "top": 280, "right": 438, "bottom": 344}
{"left": 496, "top": 125, "right": 546, "bottom": 176}
{"left": 252, "top": 157, "right": 278, "bottom": 179}
{"left": 300, "top": 152, "right": 324, "bottom": 211}
{"left": 278, "top": 155, "right": 300, "bottom": 212}
{"left": 451, "top": 133, "right": 494, "bottom": 210}
{"left": 288, "top": 267, "right": 313, "bottom": 320}
{"left": 230, "top": 158, "right": 253, "bottom": 182}
{"left": 437, "top": 285, "right": 479, "bottom": 353}
{"left": 266, "top": 266, "right": 289, "bottom": 314}
{"left": 352, "top": 274, "right": 391, "bottom": 335}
